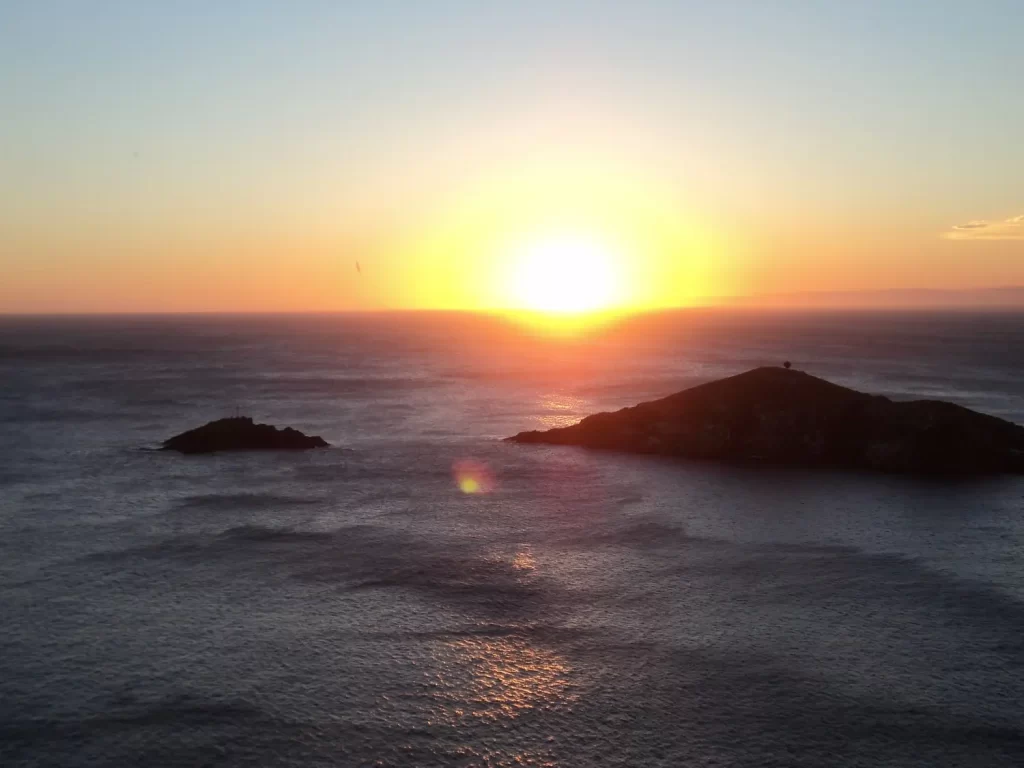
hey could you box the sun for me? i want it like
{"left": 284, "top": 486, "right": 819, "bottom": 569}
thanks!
{"left": 507, "top": 234, "right": 623, "bottom": 313}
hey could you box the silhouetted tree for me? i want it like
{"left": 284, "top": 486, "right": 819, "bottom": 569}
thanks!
{"left": 783, "top": 361, "right": 792, "bottom": 369}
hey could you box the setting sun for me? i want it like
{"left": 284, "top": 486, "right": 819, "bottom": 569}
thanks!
{"left": 507, "top": 235, "right": 624, "bottom": 313}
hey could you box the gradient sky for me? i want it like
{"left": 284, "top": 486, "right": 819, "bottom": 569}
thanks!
{"left": 2, "top": 1, "right": 1022, "bottom": 312}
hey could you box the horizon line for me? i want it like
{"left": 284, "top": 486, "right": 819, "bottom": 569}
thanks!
{"left": 6, "top": 306, "right": 1024, "bottom": 319}
{"left": 6, "top": 285, "right": 1024, "bottom": 317}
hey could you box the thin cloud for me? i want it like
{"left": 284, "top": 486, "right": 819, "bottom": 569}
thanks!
{"left": 944, "top": 213, "right": 1024, "bottom": 240}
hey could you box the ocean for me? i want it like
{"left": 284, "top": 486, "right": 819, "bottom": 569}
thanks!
{"left": 1, "top": 310, "right": 1023, "bottom": 767}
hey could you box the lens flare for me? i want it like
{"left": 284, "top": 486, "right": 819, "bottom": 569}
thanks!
{"left": 453, "top": 459, "right": 495, "bottom": 494}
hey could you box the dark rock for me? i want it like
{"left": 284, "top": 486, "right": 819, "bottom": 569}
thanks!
{"left": 162, "top": 417, "right": 329, "bottom": 455}
{"left": 506, "top": 367, "right": 1024, "bottom": 474}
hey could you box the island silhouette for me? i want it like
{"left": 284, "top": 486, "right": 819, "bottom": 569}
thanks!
{"left": 507, "top": 366, "right": 1024, "bottom": 474}
{"left": 162, "top": 417, "right": 329, "bottom": 454}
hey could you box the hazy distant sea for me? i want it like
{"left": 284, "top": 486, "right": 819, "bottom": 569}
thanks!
{"left": 2, "top": 310, "right": 1023, "bottom": 767}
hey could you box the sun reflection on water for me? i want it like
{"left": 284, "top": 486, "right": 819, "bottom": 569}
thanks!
{"left": 430, "top": 634, "right": 574, "bottom": 724}
{"left": 376, "top": 546, "right": 571, "bottom": 767}
{"left": 511, "top": 549, "right": 536, "bottom": 573}
{"left": 426, "top": 549, "right": 574, "bottom": 725}
{"left": 536, "top": 393, "right": 589, "bottom": 429}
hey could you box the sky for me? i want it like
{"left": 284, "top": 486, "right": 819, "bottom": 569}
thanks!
{"left": 1, "top": 0, "right": 1023, "bottom": 313}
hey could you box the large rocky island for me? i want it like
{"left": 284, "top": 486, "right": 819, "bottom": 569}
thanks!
{"left": 507, "top": 367, "right": 1024, "bottom": 474}
{"left": 162, "top": 417, "right": 329, "bottom": 455}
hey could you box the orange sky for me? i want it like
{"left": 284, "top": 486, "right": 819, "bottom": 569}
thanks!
{"left": 2, "top": 3, "right": 1022, "bottom": 314}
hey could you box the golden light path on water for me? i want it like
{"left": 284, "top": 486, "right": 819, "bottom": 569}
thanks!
{"left": 536, "top": 393, "right": 590, "bottom": 430}
{"left": 390, "top": 546, "right": 576, "bottom": 767}
{"left": 431, "top": 634, "right": 574, "bottom": 724}
{"left": 426, "top": 548, "right": 575, "bottom": 724}
{"left": 500, "top": 308, "right": 625, "bottom": 339}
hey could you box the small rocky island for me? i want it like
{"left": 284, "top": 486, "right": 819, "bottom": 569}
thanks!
{"left": 507, "top": 367, "right": 1024, "bottom": 474}
{"left": 162, "top": 417, "right": 329, "bottom": 455}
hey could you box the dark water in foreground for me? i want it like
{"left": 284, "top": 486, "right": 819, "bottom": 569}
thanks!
{"left": 1, "top": 310, "right": 1023, "bottom": 767}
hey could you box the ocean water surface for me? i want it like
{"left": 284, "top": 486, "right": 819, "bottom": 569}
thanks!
{"left": 1, "top": 310, "right": 1023, "bottom": 767}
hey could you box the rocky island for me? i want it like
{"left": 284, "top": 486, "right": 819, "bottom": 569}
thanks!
{"left": 507, "top": 367, "right": 1024, "bottom": 474}
{"left": 162, "top": 417, "right": 329, "bottom": 454}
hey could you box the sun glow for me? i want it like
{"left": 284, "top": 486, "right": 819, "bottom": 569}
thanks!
{"left": 507, "top": 235, "right": 624, "bottom": 314}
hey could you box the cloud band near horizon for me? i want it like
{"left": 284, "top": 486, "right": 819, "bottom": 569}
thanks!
{"left": 945, "top": 214, "right": 1024, "bottom": 241}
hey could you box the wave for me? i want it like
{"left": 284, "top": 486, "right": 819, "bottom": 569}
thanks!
{"left": 172, "top": 493, "right": 323, "bottom": 512}
{"left": 215, "top": 524, "right": 335, "bottom": 543}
